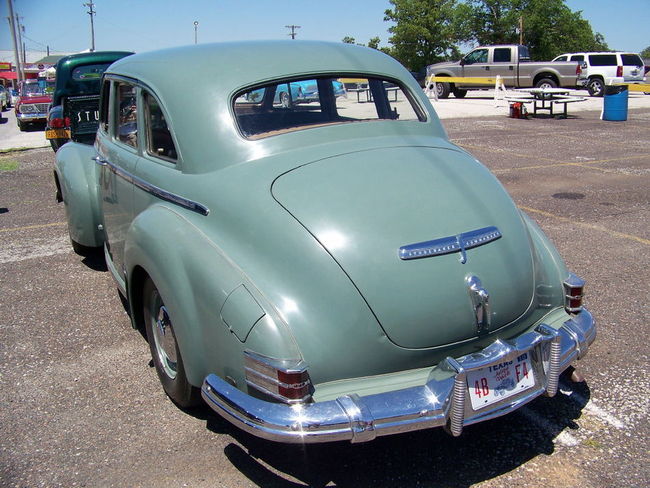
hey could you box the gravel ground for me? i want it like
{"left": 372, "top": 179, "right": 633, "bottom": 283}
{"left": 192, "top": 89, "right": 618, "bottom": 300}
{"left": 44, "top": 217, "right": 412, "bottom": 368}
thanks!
{"left": 1, "top": 109, "right": 648, "bottom": 487}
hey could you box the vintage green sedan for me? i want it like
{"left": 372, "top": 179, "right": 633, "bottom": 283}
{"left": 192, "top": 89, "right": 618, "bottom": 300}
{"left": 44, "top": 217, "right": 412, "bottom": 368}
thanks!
{"left": 53, "top": 41, "right": 595, "bottom": 444}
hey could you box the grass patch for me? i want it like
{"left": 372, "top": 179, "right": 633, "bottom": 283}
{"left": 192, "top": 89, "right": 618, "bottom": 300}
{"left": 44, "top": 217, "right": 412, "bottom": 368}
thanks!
{"left": 0, "top": 147, "right": 32, "bottom": 154}
{"left": 582, "top": 438, "right": 603, "bottom": 449}
{"left": 0, "top": 160, "right": 19, "bottom": 171}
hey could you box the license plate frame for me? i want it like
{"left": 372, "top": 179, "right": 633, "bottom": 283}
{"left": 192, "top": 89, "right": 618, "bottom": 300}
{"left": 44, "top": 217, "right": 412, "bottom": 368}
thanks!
{"left": 466, "top": 352, "right": 535, "bottom": 410}
{"left": 45, "top": 129, "right": 71, "bottom": 139}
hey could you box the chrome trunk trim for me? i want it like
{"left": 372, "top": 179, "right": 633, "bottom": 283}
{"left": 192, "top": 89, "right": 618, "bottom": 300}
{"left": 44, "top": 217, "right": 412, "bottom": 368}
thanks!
{"left": 399, "top": 226, "right": 501, "bottom": 262}
{"left": 201, "top": 308, "right": 595, "bottom": 444}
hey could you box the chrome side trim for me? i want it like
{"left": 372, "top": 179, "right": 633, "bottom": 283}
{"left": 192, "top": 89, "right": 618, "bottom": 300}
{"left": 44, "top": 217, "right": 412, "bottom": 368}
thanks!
{"left": 399, "top": 226, "right": 501, "bottom": 262}
{"left": 97, "top": 156, "right": 209, "bottom": 216}
{"left": 201, "top": 308, "right": 595, "bottom": 444}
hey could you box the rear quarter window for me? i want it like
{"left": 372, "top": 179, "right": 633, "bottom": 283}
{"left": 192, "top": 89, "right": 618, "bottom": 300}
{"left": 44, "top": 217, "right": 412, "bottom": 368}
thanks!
{"left": 588, "top": 54, "right": 617, "bottom": 66}
{"left": 621, "top": 54, "right": 643, "bottom": 66}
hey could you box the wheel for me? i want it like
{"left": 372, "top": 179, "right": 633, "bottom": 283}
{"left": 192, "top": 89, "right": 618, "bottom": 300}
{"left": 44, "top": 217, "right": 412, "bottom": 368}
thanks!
{"left": 143, "top": 277, "right": 200, "bottom": 408}
{"left": 452, "top": 88, "right": 468, "bottom": 98}
{"left": 535, "top": 78, "right": 558, "bottom": 90}
{"left": 587, "top": 78, "right": 604, "bottom": 97}
{"left": 279, "top": 91, "right": 291, "bottom": 108}
{"left": 435, "top": 81, "right": 451, "bottom": 99}
{"left": 17, "top": 119, "right": 26, "bottom": 131}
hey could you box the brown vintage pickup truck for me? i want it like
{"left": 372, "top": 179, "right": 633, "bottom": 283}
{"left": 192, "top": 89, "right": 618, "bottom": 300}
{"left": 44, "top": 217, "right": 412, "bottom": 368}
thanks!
{"left": 426, "top": 44, "right": 586, "bottom": 98}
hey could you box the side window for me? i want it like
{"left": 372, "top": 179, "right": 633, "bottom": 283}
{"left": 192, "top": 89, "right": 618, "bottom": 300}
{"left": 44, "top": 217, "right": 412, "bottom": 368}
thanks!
{"left": 589, "top": 54, "right": 617, "bottom": 66}
{"left": 493, "top": 48, "right": 512, "bottom": 63}
{"left": 555, "top": 56, "right": 567, "bottom": 62}
{"left": 465, "top": 49, "right": 488, "bottom": 64}
{"left": 99, "top": 79, "right": 111, "bottom": 134}
{"left": 571, "top": 55, "right": 584, "bottom": 62}
{"left": 143, "top": 91, "right": 177, "bottom": 162}
{"left": 116, "top": 82, "right": 138, "bottom": 148}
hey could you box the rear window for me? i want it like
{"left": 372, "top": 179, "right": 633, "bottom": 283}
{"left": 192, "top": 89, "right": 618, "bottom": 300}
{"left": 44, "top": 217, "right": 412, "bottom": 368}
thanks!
{"left": 233, "top": 76, "right": 424, "bottom": 140}
{"left": 588, "top": 54, "right": 617, "bottom": 66}
{"left": 621, "top": 54, "right": 643, "bottom": 66}
{"left": 493, "top": 48, "right": 511, "bottom": 63}
{"left": 72, "top": 63, "right": 111, "bottom": 81}
{"left": 570, "top": 55, "right": 585, "bottom": 62}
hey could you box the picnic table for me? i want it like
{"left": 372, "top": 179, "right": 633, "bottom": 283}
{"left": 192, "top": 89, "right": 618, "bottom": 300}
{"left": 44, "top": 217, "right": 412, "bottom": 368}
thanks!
{"left": 506, "top": 88, "right": 585, "bottom": 118}
{"left": 348, "top": 84, "right": 399, "bottom": 103}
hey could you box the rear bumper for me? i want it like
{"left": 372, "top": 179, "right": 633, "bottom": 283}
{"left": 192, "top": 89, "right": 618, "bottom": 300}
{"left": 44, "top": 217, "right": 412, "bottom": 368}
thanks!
{"left": 202, "top": 308, "right": 595, "bottom": 444}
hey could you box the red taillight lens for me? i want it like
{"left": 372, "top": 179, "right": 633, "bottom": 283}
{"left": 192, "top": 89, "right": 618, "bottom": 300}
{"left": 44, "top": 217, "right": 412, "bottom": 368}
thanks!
{"left": 563, "top": 273, "right": 585, "bottom": 314}
{"left": 617, "top": 65, "right": 623, "bottom": 77}
{"left": 244, "top": 351, "right": 312, "bottom": 403}
{"left": 576, "top": 63, "right": 582, "bottom": 75}
{"left": 64, "top": 117, "right": 71, "bottom": 126}
{"left": 50, "top": 117, "right": 65, "bottom": 128}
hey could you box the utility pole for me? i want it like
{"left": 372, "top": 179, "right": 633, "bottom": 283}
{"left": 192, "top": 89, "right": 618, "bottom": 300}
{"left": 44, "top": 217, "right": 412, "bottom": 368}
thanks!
{"left": 194, "top": 21, "right": 199, "bottom": 44}
{"left": 16, "top": 15, "right": 25, "bottom": 67}
{"left": 518, "top": 15, "right": 523, "bottom": 45}
{"left": 285, "top": 25, "right": 301, "bottom": 40}
{"left": 84, "top": 1, "right": 96, "bottom": 52}
{"left": 6, "top": 0, "right": 23, "bottom": 83}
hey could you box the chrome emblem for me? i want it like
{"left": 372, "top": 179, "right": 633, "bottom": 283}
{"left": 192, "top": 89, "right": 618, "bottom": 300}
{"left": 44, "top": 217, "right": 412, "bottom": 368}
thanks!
{"left": 467, "top": 276, "right": 491, "bottom": 334}
{"left": 398, "top": 226, "right": 501, "bottom": 263}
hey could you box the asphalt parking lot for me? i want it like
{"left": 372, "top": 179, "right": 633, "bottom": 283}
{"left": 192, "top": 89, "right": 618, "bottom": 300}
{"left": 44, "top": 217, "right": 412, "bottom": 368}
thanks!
{"left": 1, "top": 108, "right": 649, "bottom": 487}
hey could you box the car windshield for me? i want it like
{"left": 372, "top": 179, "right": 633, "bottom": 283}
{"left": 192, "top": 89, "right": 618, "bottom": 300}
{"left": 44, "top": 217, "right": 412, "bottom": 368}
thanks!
{"left": 233, "top": 75, "right": 424, "bottom": 140}
{"left": 21, "top": 83, "right": 46, "bottom": 96}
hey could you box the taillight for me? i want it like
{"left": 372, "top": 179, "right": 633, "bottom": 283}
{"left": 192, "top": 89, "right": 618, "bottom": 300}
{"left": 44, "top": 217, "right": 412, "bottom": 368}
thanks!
{"left": 563, "top": 273, "right": 585, "bottom": 314}
{"left": 576, "top": 63, "right": 582, "bottom": 76}
{"left": 617, "top": 65, "right": 623, "bottom": 77}
{"left": 244, "top": 350, "right": 312, "bottom": 403}
{"left": 64, "top": 117, "right": 71, "bottom": 126}
{"left": 50, "top": 117, "right": 65, "bottom": 128}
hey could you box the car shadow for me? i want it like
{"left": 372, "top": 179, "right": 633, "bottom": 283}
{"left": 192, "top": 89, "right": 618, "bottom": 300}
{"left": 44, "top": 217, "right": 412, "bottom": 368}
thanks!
{"left": 194, "top": 375, "right": 591, "bottom": 487}
{"left": 80, "top": 247, "right": 108, "bottom": 272}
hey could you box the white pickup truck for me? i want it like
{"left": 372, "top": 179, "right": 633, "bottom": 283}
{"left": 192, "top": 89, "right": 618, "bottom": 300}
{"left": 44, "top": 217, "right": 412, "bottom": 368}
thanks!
{"left": 426, "top": 44, "right": 585, "bottom": 98}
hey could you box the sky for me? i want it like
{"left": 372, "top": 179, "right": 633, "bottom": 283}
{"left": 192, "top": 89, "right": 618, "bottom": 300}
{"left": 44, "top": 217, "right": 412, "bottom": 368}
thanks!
{"left": 1, "top": 0, "right": 648, "bottom": 58}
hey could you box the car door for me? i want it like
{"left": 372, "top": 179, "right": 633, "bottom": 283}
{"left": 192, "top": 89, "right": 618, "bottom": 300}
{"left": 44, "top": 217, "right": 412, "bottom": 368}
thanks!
{"left": 460, "top": 48, "right": 490, "bottom": 88}
{"left": 97, "top": 79, "right": 141, "bottom": 286}
{"left": 490, "top": 47, "right": 516, "bottom": 86}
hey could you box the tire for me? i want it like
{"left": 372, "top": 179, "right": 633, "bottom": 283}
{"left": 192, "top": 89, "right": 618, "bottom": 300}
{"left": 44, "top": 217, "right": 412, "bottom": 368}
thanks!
{"left": 70, "top": 238, "right": 100, "bottom": 256}
{"left": 279, "top": 91, "right": 291, "bottom": 108}
{"left": 143, "top": 278, "right": 200, "bottom": 408}
{"left": 435, "top": 81, "right": 451, "bottom": 99}
{"left": 587, "top": 78, "right": 605, "bottom": 97}
{"left": 17, "top": 119, "right": 26, "bottom": 131}
{"left": 452, "top": 88, "right": 468, "bottom": 98}
{"left": 535, "top": 78, "right": 558, "bottom": 90}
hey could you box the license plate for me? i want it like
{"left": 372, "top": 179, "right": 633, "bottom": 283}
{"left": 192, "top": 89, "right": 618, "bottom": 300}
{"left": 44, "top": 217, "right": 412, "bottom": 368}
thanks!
{"left": 467, "top": 352, "right": 535, "bottom": 410}
{"left": 45, "top": 129, "right": 70, "bottom": 139}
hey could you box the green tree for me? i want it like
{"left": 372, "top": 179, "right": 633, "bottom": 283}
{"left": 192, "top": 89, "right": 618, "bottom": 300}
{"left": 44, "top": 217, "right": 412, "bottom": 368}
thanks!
{"left": 454, "top": 0, "right": 608, "bottom": 60}
{"left": 640, "top": 46, "right": 650, "bottom": 58}
{"left": 384, "top": 0, "right": 461, "bottom": 71}
{"left": 342, "top": 36, "right": 356, "bottom": 44}
{"left": 367, "top": 37, "right": 381, "bottom": 50}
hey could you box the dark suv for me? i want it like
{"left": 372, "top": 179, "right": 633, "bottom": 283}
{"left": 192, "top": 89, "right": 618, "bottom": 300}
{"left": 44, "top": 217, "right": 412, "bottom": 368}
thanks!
{"left": 46, "top": 51, "right": 132, "bottom": 151}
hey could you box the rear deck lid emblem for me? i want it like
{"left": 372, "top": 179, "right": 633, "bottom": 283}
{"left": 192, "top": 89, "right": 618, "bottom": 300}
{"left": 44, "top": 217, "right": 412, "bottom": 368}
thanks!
{"left": 399, "top": 226, "right": 502, "bottom": 263}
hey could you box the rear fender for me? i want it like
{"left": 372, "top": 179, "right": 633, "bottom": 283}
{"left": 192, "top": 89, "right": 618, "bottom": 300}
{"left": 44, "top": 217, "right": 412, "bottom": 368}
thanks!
{"left": 124, "top": 205, "right": 300, "bottom": 389}
{"left": 54, "top": 142, "right": 104, "bottom": 247}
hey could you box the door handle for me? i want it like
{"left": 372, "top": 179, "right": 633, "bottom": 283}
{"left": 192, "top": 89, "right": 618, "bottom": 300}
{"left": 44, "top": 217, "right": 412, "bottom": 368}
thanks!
{"left": 93, "top": 156, "right": 108, "bottom": 166}
{"left": 509, "top": 65, "right": 514, "bottom": 71}
{"left": 485, "top": 66, "right": 490, "bottom": 71}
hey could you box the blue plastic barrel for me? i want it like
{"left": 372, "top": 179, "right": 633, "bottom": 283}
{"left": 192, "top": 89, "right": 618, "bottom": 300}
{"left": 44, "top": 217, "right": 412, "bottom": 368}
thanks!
{"left": 602, "top": 85, "right": 628, "bottom": 121}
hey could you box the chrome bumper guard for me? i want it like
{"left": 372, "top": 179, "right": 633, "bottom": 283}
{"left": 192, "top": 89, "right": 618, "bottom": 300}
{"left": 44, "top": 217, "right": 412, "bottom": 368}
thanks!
{"left": 202, "top": 309, "right": 595, "bottom": 444}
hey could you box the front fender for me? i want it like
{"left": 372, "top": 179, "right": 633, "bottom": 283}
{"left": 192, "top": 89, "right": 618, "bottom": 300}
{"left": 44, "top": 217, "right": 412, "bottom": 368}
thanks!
{"left": 124, "top": 205, "right": 300, "bottom": 389}
{"left": 55, "top": 142, "right": 104, "bottom": 247}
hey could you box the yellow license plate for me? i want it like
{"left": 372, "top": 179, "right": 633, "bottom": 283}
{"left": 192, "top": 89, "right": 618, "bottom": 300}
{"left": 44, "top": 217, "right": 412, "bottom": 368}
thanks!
{"left": 45, "top": 129, "right": 71, "bottom": 139}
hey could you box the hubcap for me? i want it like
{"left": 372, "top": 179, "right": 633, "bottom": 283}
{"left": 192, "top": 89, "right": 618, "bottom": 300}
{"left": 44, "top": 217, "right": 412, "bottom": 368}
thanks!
{"left": 153, "top": 303, "right": 178, "bottom": 380}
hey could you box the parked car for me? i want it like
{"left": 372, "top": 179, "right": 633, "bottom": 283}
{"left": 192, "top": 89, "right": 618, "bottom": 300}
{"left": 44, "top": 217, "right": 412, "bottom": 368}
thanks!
{"left": 54, "top": 41, "right": 595, "bottom": 444}
{"left": 46, "top": 51, "right": 133, "bottom": 151}
{"left": 427, "top": 44, "right": 585, "bottom": 98}
{"left": 8, "top": 88, "right": 19, "bottom": 107}
{"left": 0, "top": 84, "right": 9, "bottom": 110}
{"left": 15, "top": 80, "right": 54, "bottom": 131}
{"left": 552, "top": 51, "right": 646, "bottom": 96}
